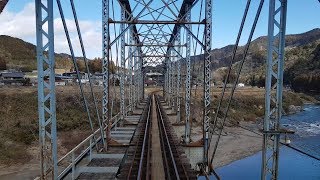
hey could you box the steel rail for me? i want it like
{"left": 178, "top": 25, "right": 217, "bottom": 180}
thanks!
{"left": 125, "top": 97, "right": 152, "bottom": 179}
{"left": 137, "top": 97, "right": 152, "bottom": 179}
{"left": 155, "top": 95, "right": 187, "bottom": 179}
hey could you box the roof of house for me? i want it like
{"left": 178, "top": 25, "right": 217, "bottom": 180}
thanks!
{"left": 145, "top": 79, "right": 156, "bottom": 84}
{"left": 1, "top": 72, "right": 25, "bottom": 78}
{"left": 146, "top": 72, "right": 163, "bottom": 76}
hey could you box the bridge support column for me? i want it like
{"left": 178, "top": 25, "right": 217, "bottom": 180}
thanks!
{"left": 120, "top": 6, "right": 126, "bottom": 119}
{"left": 203, "top": 0, "right": 213, "bottom": 169}
{"left": 35, "top": 0, "right": 57, "bottom": 178}
{"left": 165, "top": 57, "right": 170, "bottom": 104}
{"left": 262, "top": 0, "right": 287, "bottom": 179}
{"left": 184, "top": 3, "right": 192, "bottom": 144}
{"left": 175, "top": 28, "right": 182, "bottom": 123}
{"left": 128, "top": 28, "right": 134, "bottom": 113}
{"left": 133, "top": 47, "right": 137, "bottom": 108}
{"left": 102, "top": 0, "right": 110, "bottom": 144}
{"left": 168, "top": 52, "right": 172, "bottom": 106}
{"left": 139, "top": 49, "right": 144, "bottom": 101}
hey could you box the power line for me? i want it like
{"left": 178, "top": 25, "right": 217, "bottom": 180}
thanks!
{"left": 210, "top": 0, "right": 264, "bottom": 165}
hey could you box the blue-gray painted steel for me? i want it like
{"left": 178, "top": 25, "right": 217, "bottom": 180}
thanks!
{"left": 262, "top": 0, "right": 287, "bottom": 179}
{"left": 35, "top": 0, "right": 58, "bottom": 178}
{"left": 185, "top": 3, "right": 191, "bottom": 144}
{"left": 120, "top": 7, "right": 126, "bottom": 119}
{"left": 102, "top": 0, "right": 110, "bottom": 142}
{"left": 69, "top": 0, "right": 106, "bottom": 148}
{"left": 203, "top": 0, "right": 213, "bottom": 168}
{"left": 56, "top": 0, "right": 98, "bottom": 151}
{"left": 129, "top": 28, "right": 134, "bottom": 112}
{"left": 175, "top": 29, "right": 181, "bottom": 123}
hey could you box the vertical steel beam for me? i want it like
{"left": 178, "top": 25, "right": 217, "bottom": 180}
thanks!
{"left": 133, "top": 46, "right": 137, "bottom": 108}
{"left": 128, "top": 28, "right": 133, "bottom": 112}
{"left": 203, "top": 0, "right": 213, "bottom": 167}
{"left": 170, "top": 50, "right": 175, "bottom": 108}
{"left": 35, "top": 0, "right": 57, "bottom": 178}
{"left": 165, "top": 56, "right": 169, "bottom": 103}
{"left": 102, "top": 0, "right": 110, "bottom": 142}
{"left": 141, "top": 54, "right": 145, "bottom": 100}
{"left": 176, "top": 28, "right": 182, "bottom": 123}
{"left": 185, "top": 3, "right": 191, "bottom": 144}
{"left": 120, "top": 7, "right": 126, "bottom": 119}
{"left": 168, "top": 52, "right": 172, "bottom": 106}
{"left": 262, "top": 0, "right": 287, "bottom": 179}
{"left": 139, "top": 53, "right": 142, "bottom": 101}
{"left": 139, "top": 48, "right": 144, "bottom": 100}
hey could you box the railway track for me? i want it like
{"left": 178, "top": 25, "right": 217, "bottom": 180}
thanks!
{"left": 119, "top": 94, "right": 196, "bottom": 179}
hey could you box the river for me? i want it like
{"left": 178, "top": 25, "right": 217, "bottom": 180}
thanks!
{"left": 213, "top": 104, "right": 320, "bottom": 179}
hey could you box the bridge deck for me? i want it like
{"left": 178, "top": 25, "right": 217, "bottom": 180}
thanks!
{"left": 151, "top": 95, "right": 166, "bottom": 179}
{"left": 75, "top": 108, "right": 143, "bottom": 179}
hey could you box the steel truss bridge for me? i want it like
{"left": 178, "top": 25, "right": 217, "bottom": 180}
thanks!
{"left": 2, "top": 0, "right": 319, "bottom": 179}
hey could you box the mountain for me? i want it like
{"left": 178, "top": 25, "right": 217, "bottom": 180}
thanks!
{"left": 0, "top": 35, "right": 74, "bottom": 71}
{"left": 190, "top": 28, "right": 320, "bottom": 92}
{"left": 1, "top": 28, "right": 319, "bottom": 91}
{"left": 0, "top": 35, "right": 117, "bottom": 73}
{"left": 191, "top": 28, "right": 320, "bottom": 70}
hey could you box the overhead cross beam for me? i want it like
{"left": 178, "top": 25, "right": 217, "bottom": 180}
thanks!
{"left": 167, "top": 0, "right": 197, "bottom": 50}
{"left": 118, "top": 0, "right": 141, "bottom": 44}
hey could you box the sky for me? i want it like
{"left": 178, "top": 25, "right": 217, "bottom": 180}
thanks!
{"left": 0, "top": 0, "right": 319, "bottom": 59}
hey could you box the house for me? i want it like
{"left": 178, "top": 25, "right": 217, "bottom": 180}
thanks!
{"left": 25, "top": 72, "right": 38, "bottom": 85}
{"left": 1, "top": 72, "right": 25, "bottom": 80}
{"left": 0, "top": 72, "right": 26, "bottom": 85}
{"left": 144, "top": 79, "right": 156, "bottom": 86}
{"left": 55, "top": 68, "right": 70, "bottom": 75}
{"left": 55, "top": 75, "right": 73, "bottom": 85}
{"left": 55, "top": 80, "right": 66, "bottom": 86}
{"left": 145, "top": 71, "right": 163, "bottom": 86}
{"left": 237, "top": 83, "right": 245, "bottom": 87}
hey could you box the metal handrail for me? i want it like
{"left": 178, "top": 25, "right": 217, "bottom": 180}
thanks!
{"left": 57, "top": 105, "right": 132, "bottom": 179}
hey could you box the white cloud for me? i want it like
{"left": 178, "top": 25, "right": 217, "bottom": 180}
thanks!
{"left": 0, "top": 2, "right": 102, "bottom": 59}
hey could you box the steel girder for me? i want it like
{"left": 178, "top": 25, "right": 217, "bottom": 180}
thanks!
{"left": 167, "top": 0, "right": 197, "bottom": 48}
{"left": 262, "top": 0, "right": 287, "bottom": 179}
{"left": 167, "top": 55, "right": 172, "bottom": 105}
{"left": 139, "top": 47, "right": 144, "bottom": 100}
{"left": 184, "top": 3, "right": 192, "bottom": 144}
{"left": 129, "top": 28, "right": 134, "bottom": 112}
{"left": 203, "top": 0, "right": 213, "bottom": 167}
{"left": 103, "top": 0, "right": 142, "bottom": 127}
{"left": 35, "top": 0, "right": 58, "bottom": 178}
{"left": 120, "top": 6, "right": 126, "bottom": 119}
{"left": 170, "top": 49, "right": 175, "bottom": 108}
{"left": 102, "top": 0, "right": 111, "bottom": 143}
{"left": 175, "top": 29, "right": 182, "bottom": 123}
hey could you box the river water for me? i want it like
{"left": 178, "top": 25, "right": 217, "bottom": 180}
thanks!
{"left": 213, "top": 104, "right": 320, "bottom": 179}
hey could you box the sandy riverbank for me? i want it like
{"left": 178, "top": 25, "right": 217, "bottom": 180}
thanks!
{"left": 165, "top": 106, "right": 263, "bottom": 169}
